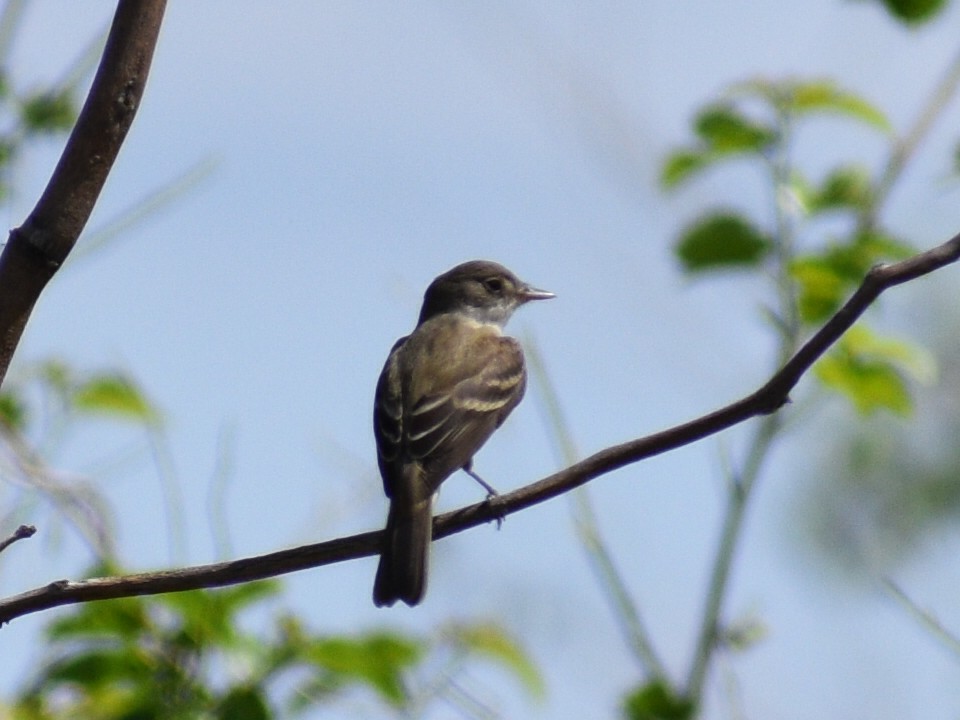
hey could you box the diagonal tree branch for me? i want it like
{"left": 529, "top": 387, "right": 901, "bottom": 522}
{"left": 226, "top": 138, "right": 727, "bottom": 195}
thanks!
{"left": 0, "top": 0, "right": 167, "bottom": 384}
{"left": 1, "top": 231, "right": 957, "bottom": 626}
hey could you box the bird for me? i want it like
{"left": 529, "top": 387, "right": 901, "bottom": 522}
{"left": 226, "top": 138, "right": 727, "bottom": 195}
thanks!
{"left": 372, "top": 260, "right": 554, "bottom": 607}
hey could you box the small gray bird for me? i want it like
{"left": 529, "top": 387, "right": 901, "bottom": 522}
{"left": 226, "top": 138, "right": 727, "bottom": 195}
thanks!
{"left": 372, "top": 260, "right": 554, "bottom": 607}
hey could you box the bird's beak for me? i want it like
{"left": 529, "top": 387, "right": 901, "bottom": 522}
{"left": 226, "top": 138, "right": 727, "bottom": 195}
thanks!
{"left": 518, "top": 284, "right": 555, "bottom": 302}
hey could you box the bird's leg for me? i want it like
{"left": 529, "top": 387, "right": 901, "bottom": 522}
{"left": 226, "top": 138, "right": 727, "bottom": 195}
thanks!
{"left": 463, "top": 460, "right": 505, "bottom": 529}
{"left": 463, "top": 459, "right": 498, "bottom": 497}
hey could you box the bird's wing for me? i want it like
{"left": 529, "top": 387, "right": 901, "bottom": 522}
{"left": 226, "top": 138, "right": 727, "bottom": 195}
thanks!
{"left": 407, "top": 334, "right": 526, "bottom": 489}
{"left": 373, "top": 336, "right": 408, "bottom": 497}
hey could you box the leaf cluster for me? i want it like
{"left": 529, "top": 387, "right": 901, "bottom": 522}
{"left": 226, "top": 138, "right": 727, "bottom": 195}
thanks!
{"left": 663, "top": 78, "right": 927, "bottom": 415}
{"left": 4, "top": 569, "right": 541, "bottom": 719}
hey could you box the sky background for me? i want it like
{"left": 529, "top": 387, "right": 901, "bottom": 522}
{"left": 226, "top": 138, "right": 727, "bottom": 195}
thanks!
{"left": 2, "top": 2, "right": 960, "bottom": 718}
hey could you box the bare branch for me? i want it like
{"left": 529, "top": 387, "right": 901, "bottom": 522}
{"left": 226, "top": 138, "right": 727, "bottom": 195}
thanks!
{"left": 0, "top": 232, "right": 957, "bottom": 626}
{"left": 0, "top": 0, "right": 167, "bottom": 383}
{"left": 0, "top": 524, "right": 35, "bottom": 555}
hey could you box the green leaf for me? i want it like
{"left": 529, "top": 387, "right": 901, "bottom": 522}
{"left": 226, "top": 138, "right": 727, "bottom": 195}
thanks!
{"left": 0, "top": 134, "right": 16, "bottom": 169}
{"left": 877, "top": 0, "right": 948, "bottom": 24}
{"left": 72, "top": 374, "right": 160, "bottom": 424}
{"left": 792, "top": 257, "right": 847, "bottom": 323}
{"left": 815, "top": 326, "right": 933, "bottom": 415}
{"left": 445, "top": 622, "right": 545, "bottom": 699}
{"left": 719, "top": 616, "right": 767, "bottom": 651}
{"left": 38, "top": 359, "right": 73, "bottom": 395}
{"left": 660, "top": 150, "right": 712, "bottom": 189}
{"left": 159, "top": 581, "right": 281, "bottom": 650}
{"left": 46, "top": 650, "right": 148, "bottom": 687}
{"left": 47, "top": 596, "right": 150, "bottom": 641}
{"left": 675, "top": 212, "right": 771, "bottom": 272}
{"left": 792, "top": 230, "right": 915, "bottom": 323}
{"left": 694, "top": 104, "right": 776, "bottom": 153}
{"left": 623, "top": 680, "right": 695, "bottom": 720}
{"left": 216, "top": 687, "right": 271, "bottom": 720}
{"left": 306, "top": 633, "right": 423, "bottom": 707}
{"left": 785, "top": 80, "right": 890, "bottom": 132}
{"left": 816, "top": 352, "right": 912, "bottom": 415}
{"left": 21, "top": 90, "right": 76, "bottom": 133}
{"left": 810, "top": 166, "right": 874, "bottom": 213}
{"left": 728, "top": 78, "right": 889, "bottom": 132}
{"left": 0, "top": 390, "right": 27, "bottom": 430}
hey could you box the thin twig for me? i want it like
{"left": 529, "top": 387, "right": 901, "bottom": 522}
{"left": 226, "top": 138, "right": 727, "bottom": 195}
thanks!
{"left": 0, "top": 524, "right": 36, "bottom": 555}
{"left": 527, "top": 338, "right": 669, "bottom": 680}
{"left": 870, "top": 45, "right": 960, "bottom": 220}
{"left": 0, "top": 232, "right": 956, "bottom": 626}
{"left": 883, "top": 578, "right": 960, "bottom": 659}
{"left": 685, "top": 115, "right": 803, "bottom": 698}
{"left": 684, "top": 413, "right": 781, "bottom": 697}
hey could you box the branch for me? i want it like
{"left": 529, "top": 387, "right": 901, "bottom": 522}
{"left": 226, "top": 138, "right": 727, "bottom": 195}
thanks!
{"left": 0, "top": 232, "right": 958, "bottom": 626}
{"left": 0, "top": 524, "right": 35, "bottom": 555}
{"left": 0, "top": 0, "right": 167, "bottom": 383}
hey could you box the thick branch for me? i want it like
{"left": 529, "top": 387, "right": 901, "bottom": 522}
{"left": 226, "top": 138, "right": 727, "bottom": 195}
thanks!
{"left": 0, "top": 0, "right": 167, "bottom": 383}
{"left": 0, "top": 231, "right": 958, "bottom": 625}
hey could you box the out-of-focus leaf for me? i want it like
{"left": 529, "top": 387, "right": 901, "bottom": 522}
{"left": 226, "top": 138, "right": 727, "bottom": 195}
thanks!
{"left": 676, "top": 212, "right": 771, "bottom": 272}
{"left": 216, "top": 687, "right": 271, "bottom": 720}
{"left": 38, "top": 359, "right": 72, "bottom": 395}
{"left": 21, "top": 90, "right": 76, "bottom": 133}
{"left": 787, "top": 171, "right": 816, "bottom": 215}
{"left": 876, "top": 0, "right": 948, "bottom": 24}
{"left": 694, "top": 104, "right": 776, "bottom": 153}
{"left": 792, "top": 257, "right": 847, "bottom": 323}
{"left": 623, "top": 680, "right": 695, "bottom": 720}
{"left": 45, "top": 650, "right": 148, "bottom": 686}
{"left": 72, "top": 374, "right": 160, "bottom": 424}
{"left": 0, "top": 134, "right": 15, "bottom": 168}
{"left": 445, "top": 622, "right": 545, "bottom": 699}
{"left": 160, "top": 581, "right": 282, "bottom": 650}
{"left": 810, "top": 165, "right": 874, "bottom": 213}
{"left": 0, "top": 389, "right": 27, "bottom": 429}
{"left": 306, "top": 633, "right": 423, "bottom": 707}
{"left": 815, "top": 326, "right": 933, "bottom": 415}
{"left": 786, "top": 80, "right": 890, "bottom": 132}
{"left": 660, "top": 150, "right": 712, "bottom": 189}
{"left": 792, "top": 230, "right": 915, "bottom": 323}
{"left": 47, "top": 596, "right": 150, "bottom": 641}
{"left": 719, "top": 616, "right": 767, "bottom": 652}
{"left": 816, "top": 353, "right": 912, "bottom": 415}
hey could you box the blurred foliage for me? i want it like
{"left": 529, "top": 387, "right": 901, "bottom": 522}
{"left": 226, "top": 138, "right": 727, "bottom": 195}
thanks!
{"left": 814, "top": 325, "right": 935, "bottom": 415}
{"left": 1, "top": 565, "right": 540, "bottom": 719}
{"left": 622, "top": 681, "right": 695, "bottom": 720}
{"left": 0, "top": 71, "right": 79, "bottom": 203}
{"left": 663, "top": 76, "right": 922, "bottom": 416}
{"left": 867, "top": 0, "right": 950, "bottom": 24}
{"left": 675, "top": 212, "right": 771, "bottom": 271}
{"left": 653, "top": 0, "right": 960, "bottom": 709}
{"left": 0, "top": 360, "right": 165, "bottom": 559}
{"left": 796, "top": 322, "right": 960, "bottom": 580}
{"left": 0, "top": 567, "right": 542, "bottom": 720}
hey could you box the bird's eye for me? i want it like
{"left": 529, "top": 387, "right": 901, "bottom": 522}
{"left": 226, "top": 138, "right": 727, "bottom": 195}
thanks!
{"left": 483, "top": 277, "right": 504, "bottom": 293}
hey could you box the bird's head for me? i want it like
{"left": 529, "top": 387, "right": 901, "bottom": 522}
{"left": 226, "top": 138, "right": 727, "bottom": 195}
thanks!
{"left": 417, "top": 260, "right": 554, "bottom": 327}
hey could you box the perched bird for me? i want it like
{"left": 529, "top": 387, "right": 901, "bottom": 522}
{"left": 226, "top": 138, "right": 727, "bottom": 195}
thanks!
{"left": 372, "top": 260, "right": 554, "bottom": 607}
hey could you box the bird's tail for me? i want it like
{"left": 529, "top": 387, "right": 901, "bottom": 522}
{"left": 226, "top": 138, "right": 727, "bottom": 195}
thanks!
{"left": 373, "top": 478, "right": 433, "bottom": 607}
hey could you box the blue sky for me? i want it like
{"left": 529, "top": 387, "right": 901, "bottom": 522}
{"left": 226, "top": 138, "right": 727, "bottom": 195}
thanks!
{"left": 3, "top": 2, "right": 960, "bottom": 718}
